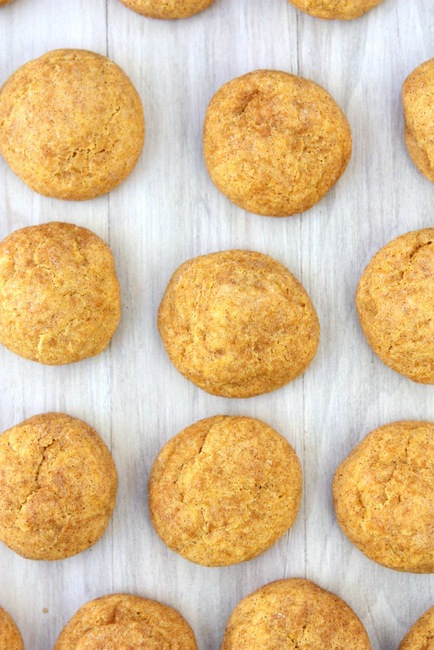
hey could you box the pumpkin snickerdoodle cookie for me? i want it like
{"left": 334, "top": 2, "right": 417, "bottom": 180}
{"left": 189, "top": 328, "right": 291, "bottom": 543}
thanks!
{"left": 399, "top": 606, "right": 434, "bottom": 649}
{"left": 0, "top": 606, "right": 23, "bottom": 650}
{"left": 221, "top": 578, "right": 371, "bottom": 648}
{"left": 117, "top": 0, "right": 215, "bottom": 19}
{"left": 0, "top": 412, "right": 118, "bottom": 560}
{"left": 402, "top": 58, "right": 434, "bottom": 183}
{"left": 158, "top": 250, "right": 320, "bottom": 397}
{"left": 355, "top": 228, "right": 434, "bottom": 384}
{"left": 54, "top": 593, "right": 197, "bottom": 649}
{"left": 149, "top": 415, "right": 302, "bottom": 566}
{"left": 0, "top": 222, "right": 121, "bottom": 365}
{"left": 333, "top": 420, "right": 434, "bottom": 573}
{"left": 203, "top": 69, "right": 351, "bottom": 217}
{"left": 286, "top": 0, "right": 384, "bottom": 20}
{"left": 0, "top": 49, "right": 144, "bottom": 199}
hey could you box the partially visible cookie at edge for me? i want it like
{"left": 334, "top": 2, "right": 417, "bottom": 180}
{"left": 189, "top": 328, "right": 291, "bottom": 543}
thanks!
{"left": 355, "top": 228, "right": 434, "bottom": 384}
{"left": 54, "top": 593, "right": 197, "bottom": 649}
{"left": 0, "top": 49, "right": 144, "bottom": 200}
{"left": 399, "top": 606, "right": 434, "bottom": 649}
{"left": 149, "top": 415, "right": 302, "bottom": 566}
{"left": 158, "top": 250, "right": 320, "bottom": 397}
{"left": 0, "top": 221, "right": 121, "bottom": 365}
{"left": 203, "top": 69, "right": 351, "bottom": 217}
{"left": 221, "top": 578, "right": 371, "bottom": 648}
{"left": 402, "top": 58, "right": 434, "bottom": 182}
{"left": 0, "top": 412, "right": 118, "bottom": 561}
{"left": 333, "top": 420, "right": 434, "bottom": 573}
{"left": 116, "top": 0, "right": 215, "bottom": 19}
{"left": 286, "top": 0, "right": 384, "bottom": 20}
{"left": 0, "top": 606, "right": 23, "bottom": 650}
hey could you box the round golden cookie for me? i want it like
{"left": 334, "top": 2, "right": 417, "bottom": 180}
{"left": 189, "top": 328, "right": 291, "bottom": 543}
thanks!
{"left": 0, "top": 49, "right": 144, "bottom": 200}
{"left": 117, "top": 0, "right": 215, "bottom": 19}
{"left": 149, "top": 415, "right": 302, "bottom": 566}
{"left": 355, "top": 228, "right": 434, "bottom": 384}
{"left": 158, "top": 250, "right": 320, "bottom": 397}
{"left": 54, "top": 593, "right": 197, "bottom": 649}
{"left": 333, "top": 420, "right": 434, "bottom": 573}
{"left": 0, "top": 606, "right": 23, "bottom": 650}
{"left": 221, "top": 578, "right": 371, "bottom": 648}
{"left": 0, "top": 221, "right": 121, "bottom": 365}
{"left": 286, "top": 0, "right": 384, "bottom": 20}
{"left": 402, "top": 58, "right": 434, "bottom": 182}
{"left": 0, "top": 412, "right": 118, "bottom": 560}
{"left": 203, "top": 69, "right": 352, "bottom": 217}
{"left": 399, "top": 606, "right": 434, "bottom": 649}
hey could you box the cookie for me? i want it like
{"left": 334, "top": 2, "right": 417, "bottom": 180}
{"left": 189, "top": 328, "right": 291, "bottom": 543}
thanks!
{"left": 149, "top": 415, "right": 302, "bottom": 566}
{"left": 158, "top": 250, "right": 320, "bottom": 397}
{"left": 221, "top": 578, "right": 371, "bottom": 648}
{"left": 355, "top": 228, "right": 434, "bottom": 384}
{"left": 286, "top": 0, "right": 383, "bottom": 20}
{"left": 0, "top": 1, "right": 14, "bottom": 6}
{"left": 54, "top": 593, "right": 197, "bottom": 649}
{"left": 0, "top": 606, "right": 23, "bottom": 650}
{"left": 333, "top": 420, "right": 434, "bottom": 573}
{"left": 117, "top": 0, "right": 215, "bottom": 19}
{"left": 402, "top": 58, "right": 434, "bottom": 182}
{"left": 399, "top": 606, "right": 434, "bottom": 649}
{"left": 0, "top": 412, "right": 118, "bottom": 560}
{"left": 203, "top": 69, "right": 351, "bottom": 217}
{"left": 0, "top": 49, "right": 144, "bottom": 200}
{"left": 0, "top": 222, "right": 121, "bottom": 365}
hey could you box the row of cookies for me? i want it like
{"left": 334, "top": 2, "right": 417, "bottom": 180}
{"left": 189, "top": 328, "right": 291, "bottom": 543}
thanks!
{"left": 0, "top": 49, "right": 432, "bottom": 212}
{"left": 0, "top": 0, "right": 388, "bottom": 21}
{"left": 0, "top": 412, "right": 432, "bottom": 570}
{"left": 0, "top": 222, "right": 432, "bottom": 387}
{"left": 1, "top": 581, "right": 433, "bottom": 647}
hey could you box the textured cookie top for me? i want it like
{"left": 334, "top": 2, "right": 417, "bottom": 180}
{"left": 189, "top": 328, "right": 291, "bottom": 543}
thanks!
{"left": 399, "top": 606, "right": 434, "bottom": 649}
{"left": 402, "top": 58, "right": 434, "bottom": 182}
{"left": 0, "top": 606, "right": 23, "bottom": 650}
{"left": 0, "top": 221, "right": 121, "bottom": 365}
{"left": 203, "top": 69, "right": 351, "bottom": 216}
{"left": 221, "top": 578, "right": 371, "bottom": 648}
{"left": 333, "top": 421, "right": 434, "bottom": 573}
{"left": 286, "top": 0, "right": 384, "bottom": 20}
{"left": 117, "top": 0, "right": 214, "bottom": 19}
{"left": 54, "top": 593, "right": 197, "bottom": 649}
{"left": 149, "top": 416, "right": 302, "bottom": 566}
{"left": 0, "top": 413, "right": 118, "bottom": 560}
{"left": 356, "top": 228, "right": 434, "bottom": 384}
{"left": 158, "top": 250, "right": 320, "bottom": 397}
{"left": 0, "top": 49, "right": 144, "bottom": 200}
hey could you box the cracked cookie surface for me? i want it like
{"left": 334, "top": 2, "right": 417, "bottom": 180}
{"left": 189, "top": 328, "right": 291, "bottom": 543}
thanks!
{"left": 286, "top": 0, "right": 383, "bottom": 20}
{"left": 54, "top": 593, "right": 197, "bottom": 649}
{"left": 149, "top": 416, "right": 302, "bottom": 566}
{"left": 203, "top": 69, "right": 351, "bottom": 217}
{"left": 0, "top": 221, "right": 121, "bottom": 365}
{"left": 0, "top": 49, "right": 144, "bottom": 199}
{"left": 399, "top": 606, "right": 434, "bottom": 649}
{"left": 117, "top": 0, "right": 214, "bottom": 19}
{"left": 402, "top": 58, "right": 434, "bottom": 183}
{"left": 221, "top": 578, "right": 371, "bottom": 648}
{"left": 0, "top": 606, "right": 23, "bottom": 650}
{"left": 0, "top": 413, "right": 118, "bottom": 560}
{"left": 158, "top": 250, "right": 320, "bottom": 397}
{"left": 356, "top": 228, "right": 434, "bottom": 383}
{"left": 333, "top": 420, "right": 434, "bottom": 573}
